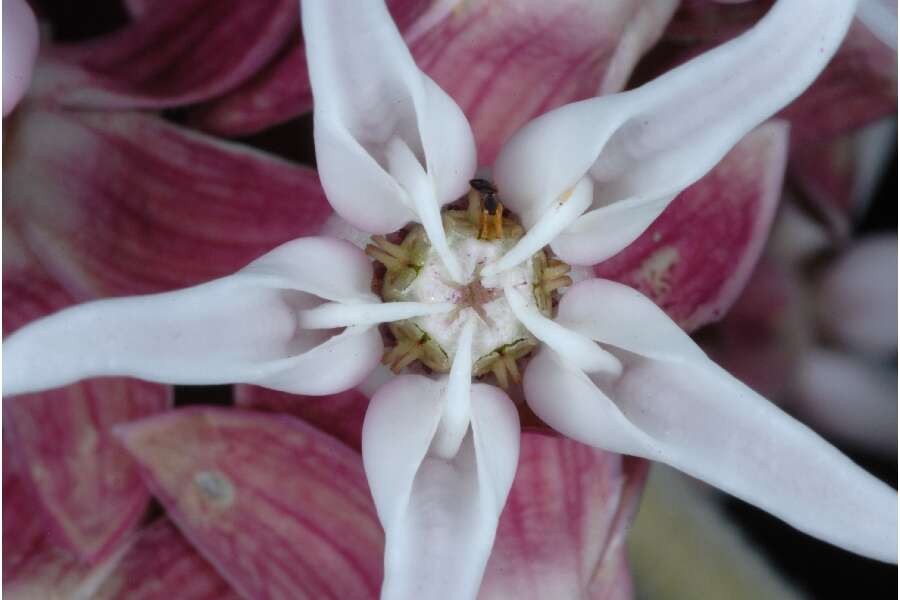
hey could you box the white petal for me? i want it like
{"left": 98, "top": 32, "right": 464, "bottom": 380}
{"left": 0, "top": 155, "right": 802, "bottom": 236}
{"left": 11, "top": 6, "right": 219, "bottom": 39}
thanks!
{"left": 494, "top": 0, "right": 857, "bottom": 264}
{"left": 3, "top": 237, "right": 383, "bottom": 396}
{"left": 817, "top": 235, "right": 898, "bottom": 357}
{"left": 303, "top": 0, "right": 476, "bottom": 237}
{"left": 432, "top": 316, "right": 476, "bottom": 459}
{"left": 857, "top": 0, "right": 898, "bottom": 50}
{"left": 792, "top": 348, "right": 897, "bottom": 455}
{"left": 523, "top": 278, "right": 898, "bottom": 562}
{"left": 299, "top": 300, "right": 453, "bottom": 329}
{"left": 503, "top": 280, "right": 621, "bottom": 375}
{"left": 484, "top": 176, "right": 593, "bottom": 276}
{"left": 363, "top": 376, "right": 519, "bottom": 600}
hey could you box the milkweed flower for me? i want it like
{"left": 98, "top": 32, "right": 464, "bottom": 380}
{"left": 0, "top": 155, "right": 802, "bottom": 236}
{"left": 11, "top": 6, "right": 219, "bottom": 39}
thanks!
{"left": 4, "top": 1, "right": 896, "bottom": 598}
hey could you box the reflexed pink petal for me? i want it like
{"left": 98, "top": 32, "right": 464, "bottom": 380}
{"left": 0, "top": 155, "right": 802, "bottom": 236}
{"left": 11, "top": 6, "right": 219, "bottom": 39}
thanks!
{"left": 4, "top": 237, "right": 383, "bottom": 397}
{"left": 789, "top": 119, "right": 897, "bottom": 228}
{"left": 495, "top": 1, "right": 853, "bottom": 266}
{"left": 408, "top": 0, "right": 678, "bottom": 164}
{"left": 480, "top": 433, "right": 646, "bottom": 599}
{"left": 234, "top": 384, "right": 369, "bottom": 450}
{"left": 116, "top": 407, "right": 383, "bottom": 599}
{"left": 780, "top": 21, "right": 897, "bottom": 143}
{"left": 35, "top": 0, "right": 296, "bottom": 109}
{"left": 526, "top": 278, "right": 898, "bottom": 562}
{"left": 189, "top": 41, "right": 313, "bottom": 136}
{"left": 5, "top": 106, "right": 331, "bottom": 299}
{"left": 792, "top": 349, "right": 897, "bottom": 455}
{"left": 4, "top": 380, "right": 171, "bottom": 562}
{"left": 817, "top": 235, "right": 898, "bottom": 356}
{"left": 586, "top": 548, "right": 634, "bottom": 600}
{"left": 2, "top": 0, "right": 39, "bottom": 116}
{"left": 3, "top": 540, "right": 128, "bottom": 599}
{"left": 363, "top": 376, "right": 519, "bottom": 599}
{"left": 94, "top": 520, "right": 240, "bottom": 599}
{"left": 594, "top": 121, "right": 788, "bottom": 331}
{"left": 3, "top": 441, "right": 47, "bottom": 581}
{"left": 188, "top": 0, "right": 434, "bottom": 136}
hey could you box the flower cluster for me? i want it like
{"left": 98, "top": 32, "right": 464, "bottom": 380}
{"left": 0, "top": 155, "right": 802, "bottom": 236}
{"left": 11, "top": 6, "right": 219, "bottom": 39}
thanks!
{"left": 3, "top": 0, "right": 897, "bottom": 598}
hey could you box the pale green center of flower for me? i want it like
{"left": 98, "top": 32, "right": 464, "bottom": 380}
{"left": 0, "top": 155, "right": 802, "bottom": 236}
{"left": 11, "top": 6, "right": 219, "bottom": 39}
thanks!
{"left": 368, "top": 189, "right": 573, "bottom": 388}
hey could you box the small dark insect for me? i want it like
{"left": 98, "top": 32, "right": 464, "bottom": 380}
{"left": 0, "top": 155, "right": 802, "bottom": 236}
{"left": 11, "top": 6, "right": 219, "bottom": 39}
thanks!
{"left": 469, "top": 178, "right": 504, "bottom": 239}
{"left": 469, "top": 178, "right": 499, "bottom": 215}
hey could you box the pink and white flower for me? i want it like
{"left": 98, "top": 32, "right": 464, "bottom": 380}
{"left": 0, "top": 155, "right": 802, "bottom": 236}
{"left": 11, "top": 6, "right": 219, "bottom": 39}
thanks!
{"left": 4, "top": 1, "right": 896, "bottom": 598}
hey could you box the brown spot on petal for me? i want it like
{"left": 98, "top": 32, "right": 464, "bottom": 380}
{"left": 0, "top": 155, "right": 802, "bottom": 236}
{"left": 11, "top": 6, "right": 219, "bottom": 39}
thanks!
{"left": 634, "top": 246, "right": 679, "bottom": 300}
{"left": 193, "top": 470, "right": 235, "bottom": 508}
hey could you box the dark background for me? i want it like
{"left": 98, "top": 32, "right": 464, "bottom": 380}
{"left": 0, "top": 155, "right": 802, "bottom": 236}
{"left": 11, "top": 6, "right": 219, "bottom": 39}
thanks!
{"left": 25, "top": 1, "right": 899, "bottom": 597}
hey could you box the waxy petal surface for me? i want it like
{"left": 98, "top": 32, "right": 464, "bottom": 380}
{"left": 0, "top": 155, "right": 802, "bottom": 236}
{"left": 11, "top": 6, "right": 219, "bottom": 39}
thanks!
{"left": 5, "top": 107, "right": 331, "bottom": 300}
{"left": 116, "top": 408, "right": 383, "bottom": 600}
{"left": 494, "top": 0, "right": 856, "bottom": 265}
{"left": 363, "top": 376, "right": 519, "bottom": 600}
{"left": 94, "top": 519, "right": 240, "bottom": 599}
{"left": 302, "top": 0, "right": 476, "bottom": 237}
{"left": 35, "top": 0, "right": 296, "bottom": 110}
{"left": 594, "top": 121, "right": 788, "bottom": 331}
{"left": 234, "top": 384, "right": 369, "bottom": 450}
{"left": 408, "top": 0, "right": 678, "bottom": 164}
{"left": 4, "top": 237, "right": 382, "bottom": 396}
{"left": 525, "top": 278, "right": 898, "bottom": 562}
{"left": 480, "top": 433, "right": 646, "bottom": 600}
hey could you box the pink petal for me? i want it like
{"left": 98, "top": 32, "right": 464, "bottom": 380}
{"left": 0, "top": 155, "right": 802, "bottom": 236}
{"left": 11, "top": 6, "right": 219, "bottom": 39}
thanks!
{"left": 593, "top": 121, "right": 788, "bottom": 332}
{"left": 2, "top": 0, "right": 39, "bottom": 116}
{"left": 3, "top": 541, "right": 128, "bottom": 599}
{"left": 789, "top": 119, "right": 896, "bottom": 230}
{"left": 4, "top": 380, "right": 171, "bottom": 562}
{"left": 3, "top": 440, "right": 47, "bottom": 581}
{"left": 5, "top": 106, "right": 331, "bottom": 300}
{"left": 94, "top": 519, "right": 240, "bottom": 599}
{"left": 480, "top": 433, "right": 647, "bottom": 599}
{"left": 780, "top": 21, "right": 897, "bottom": 143}
{"left": 234, "top": 385, "right": 369, "bottom": 450}
{"left": 408, "top": 0, "right": 678, "bottom": 164}
{"left": 35, "top": 0, "right": 297, "bottom": 110}
{"left": 187, "top": 0, "right": 433, "bottom": 136}
{"left": 189, "top": 40, "right": 313, "bottom": 136}
{"left": 115, "top": 407, "right": 384, "bottom": 599}
{"left": 3, "top": 235, "right": 171, "bottom": 563}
